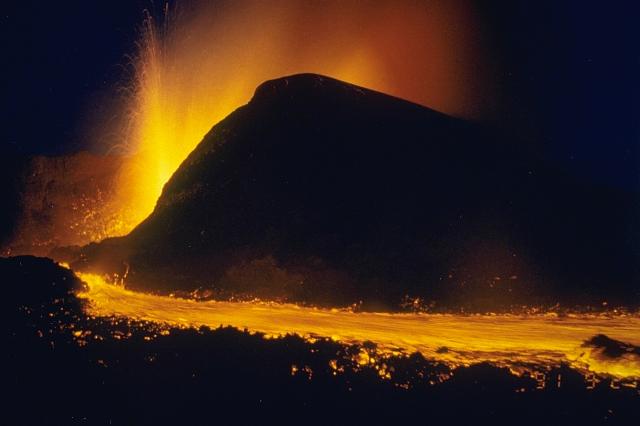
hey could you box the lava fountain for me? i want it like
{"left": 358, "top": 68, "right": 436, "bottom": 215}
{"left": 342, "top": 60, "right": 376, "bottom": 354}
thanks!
{"left": 106, "top": 0, "right": 494, "bottom": 236}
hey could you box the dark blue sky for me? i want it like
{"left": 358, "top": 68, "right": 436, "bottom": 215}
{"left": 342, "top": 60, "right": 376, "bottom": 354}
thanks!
{"left": 480, "top": 1, "right": 639, "bottom": 190}
{"left": 1, "top": 0, "right": 638, "bottom": 189}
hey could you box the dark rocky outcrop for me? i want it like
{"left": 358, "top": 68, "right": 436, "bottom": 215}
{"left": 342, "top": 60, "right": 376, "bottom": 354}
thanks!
{"left": 1, "top": 151, "right": 126, "bottom": 256}
{"left": 584, "top": 334, "right": 640, "bottom": 359}
{"left": 72, "top": 74, "right": 640, "bottom": 309}
{"left": 0, "top": 145, "right": 30, "bottom": 249}
{"left": 2, "top": 255, "right": 80, "bottom": 301}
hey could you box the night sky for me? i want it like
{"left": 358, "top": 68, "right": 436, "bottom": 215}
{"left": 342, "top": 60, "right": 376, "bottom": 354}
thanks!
{"left": 1, "top": 0, "right": 638, "bottom": 189}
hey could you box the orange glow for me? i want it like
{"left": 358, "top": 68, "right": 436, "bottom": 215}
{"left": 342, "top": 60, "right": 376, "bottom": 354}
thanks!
{"left": 77, "top": 271, "right": 640, "bottom": 383}
{"left": 100, "top": 0, "right": 492, "bottom": 237}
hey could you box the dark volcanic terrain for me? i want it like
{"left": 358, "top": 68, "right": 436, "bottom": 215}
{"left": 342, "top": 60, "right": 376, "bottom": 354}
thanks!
{"left": 5, "top": 256, "right": 640, "bottom": 425}
{"left": 69, "top": 74, "right": 639, "bottom": 309}
{"left": 0, "top": 148, "right": 126, "bottom": 256}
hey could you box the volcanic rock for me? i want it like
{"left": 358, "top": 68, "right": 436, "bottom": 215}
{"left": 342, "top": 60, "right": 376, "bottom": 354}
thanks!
{"left": 72, "top": 74, "right": 640, "bottom": 309}
{"left": 0, "top": 145, "right": 29, "bottom": 249}
{"left": 584, "top": 334, "right": 640, "bottom": 359}
{"left": 1, "top": 150, "right": 126, "bottom": 256}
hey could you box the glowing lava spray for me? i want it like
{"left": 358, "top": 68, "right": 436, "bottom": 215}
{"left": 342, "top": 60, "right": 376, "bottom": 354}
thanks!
{"left": 102, "top": 0, "right": 493, "bottom": 237}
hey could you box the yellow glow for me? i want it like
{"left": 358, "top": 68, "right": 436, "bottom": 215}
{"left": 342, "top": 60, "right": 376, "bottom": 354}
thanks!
{"left": 96, "top": 0, "right": 491, "bottom": 237}
{"left": 77, "top": 272, "right": 640, "bottom": 382}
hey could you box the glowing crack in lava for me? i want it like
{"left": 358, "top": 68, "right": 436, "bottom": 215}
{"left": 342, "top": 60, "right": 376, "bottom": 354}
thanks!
{"left": 104, "top": 0, "right": 493, "bottom": 235}
{"left": 76, "top": 272, "right": 640, "bottom": 383}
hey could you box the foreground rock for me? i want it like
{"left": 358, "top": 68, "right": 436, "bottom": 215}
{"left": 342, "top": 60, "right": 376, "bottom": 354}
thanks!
{"left": 5, "top": 256, "right": 639, "bottom": 424}
{"left": 72, "top": 74, "right": 639, "bottom": 309}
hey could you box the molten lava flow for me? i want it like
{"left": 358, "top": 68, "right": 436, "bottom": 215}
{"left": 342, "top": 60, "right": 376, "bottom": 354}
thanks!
{"left": 77, "top": 272, "right": 640, "bottom": 383}
{"left": 101, "top": 0, "right": 493, "bottom": 235}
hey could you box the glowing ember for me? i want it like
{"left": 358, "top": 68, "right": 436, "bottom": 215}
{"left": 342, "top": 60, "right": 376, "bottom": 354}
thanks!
{"left": 76, "top": 272, "right": 640, "bottom": 383}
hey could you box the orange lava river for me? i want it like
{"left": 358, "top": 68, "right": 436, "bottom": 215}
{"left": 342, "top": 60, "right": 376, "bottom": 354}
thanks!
{"left": 76, "top": 272, "right": 640, "bottom": 383}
